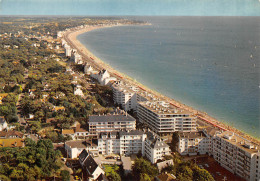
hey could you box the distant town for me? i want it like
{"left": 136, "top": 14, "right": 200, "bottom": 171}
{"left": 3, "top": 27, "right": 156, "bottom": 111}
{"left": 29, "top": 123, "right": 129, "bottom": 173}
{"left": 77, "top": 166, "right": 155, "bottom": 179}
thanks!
{"left": 0, "top": 17, "right": 259, "bottom": 181}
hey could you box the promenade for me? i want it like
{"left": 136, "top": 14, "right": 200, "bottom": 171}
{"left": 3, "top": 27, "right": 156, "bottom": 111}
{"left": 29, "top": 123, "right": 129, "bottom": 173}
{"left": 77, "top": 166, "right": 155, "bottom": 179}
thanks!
{"left": 63, "top": 24, "right": 260, "bottom": 145}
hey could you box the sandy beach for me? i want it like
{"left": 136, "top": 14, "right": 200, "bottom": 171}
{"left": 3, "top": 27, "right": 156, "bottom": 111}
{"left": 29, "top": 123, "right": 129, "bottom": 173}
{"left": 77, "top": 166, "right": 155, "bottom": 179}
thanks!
{"left": 64, "top": 24, "right": 260, "bottom": 145}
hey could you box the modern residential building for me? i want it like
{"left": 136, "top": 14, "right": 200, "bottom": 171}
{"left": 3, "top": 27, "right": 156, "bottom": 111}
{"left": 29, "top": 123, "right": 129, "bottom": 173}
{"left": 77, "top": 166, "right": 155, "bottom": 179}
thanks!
{"left": 178, "top": 131, "right": 210, "bottom": 156}
{"left": 213, "top": 131, "right": 260, "bottom": 181}
{"left": 137, "top": 100, "right": 197, "bottom": 135}
{"left": 88, "top": 111, "right": 136, "bottom": 137}
{"left": 97, "top": 130, "right": 146, "bottom": 155}
{"left": 64, "top": 44, "right": 71, "bottom": 57}
{"left": 112, "top": 82, "right": 139, "bottom": 111}
{"left": 144, "top": 132, "right": 171, "bottom": 164}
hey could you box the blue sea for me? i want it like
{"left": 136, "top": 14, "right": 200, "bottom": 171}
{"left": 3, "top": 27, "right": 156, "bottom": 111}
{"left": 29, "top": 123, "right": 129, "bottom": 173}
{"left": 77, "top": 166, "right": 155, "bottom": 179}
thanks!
{"left": 78, "top": 17, "right": 260, "bottom": 138}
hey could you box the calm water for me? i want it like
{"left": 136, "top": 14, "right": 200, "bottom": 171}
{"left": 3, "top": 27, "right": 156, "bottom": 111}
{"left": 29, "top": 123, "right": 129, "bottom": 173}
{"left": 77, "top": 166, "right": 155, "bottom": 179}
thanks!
{"left": 78, "top": 17, "right": 260, "bottom": 138}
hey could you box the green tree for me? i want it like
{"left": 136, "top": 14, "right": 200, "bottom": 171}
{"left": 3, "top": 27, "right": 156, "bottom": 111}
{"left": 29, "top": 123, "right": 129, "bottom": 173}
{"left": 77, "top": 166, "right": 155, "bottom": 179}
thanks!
{"left": 60, "top": 170, "right": 70, "bottom": 181}
{"left": 170, "top": 132, "right": 179, "bottom": 152}
{"left": 140, "top": 173, "right": 151, "bottom": 181}
{"left": 132, "top": 157, "right": 158, "bottom": 180}
{"left": 108, "top": 170, "right": 121, "bottom": 181}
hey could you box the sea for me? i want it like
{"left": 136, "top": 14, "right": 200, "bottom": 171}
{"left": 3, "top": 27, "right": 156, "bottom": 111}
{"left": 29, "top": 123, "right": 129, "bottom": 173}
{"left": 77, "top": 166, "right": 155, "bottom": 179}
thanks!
{"left": 78, "top": 16, "right": 260, "bottom": 138}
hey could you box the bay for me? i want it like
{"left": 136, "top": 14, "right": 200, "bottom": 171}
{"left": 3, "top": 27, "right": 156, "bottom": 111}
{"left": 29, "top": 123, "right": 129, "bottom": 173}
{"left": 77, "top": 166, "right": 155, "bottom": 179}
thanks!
{"left": 78, "top": 16, "right": 260, "bottom": 138}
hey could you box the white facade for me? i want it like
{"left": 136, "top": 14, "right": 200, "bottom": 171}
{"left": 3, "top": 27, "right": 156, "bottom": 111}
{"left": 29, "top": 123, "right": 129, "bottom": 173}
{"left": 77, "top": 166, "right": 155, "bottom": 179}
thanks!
{"left": 137, "top": 101, "right": 197, "bottom": 135}
{"left": 88, "top": 113, "right": 136, "bottom": 136}
{"left": 65, "top": 140, "right": 98, "bottom": 159}
{"left": 74, "top": 85, "right": 84, "bottom": 97}
{"left": 144, "top": 132, "right": 171, "bottom": 164}
{"left": 84, "top": 65, "right": 93, "bottom": 75}
{"left": 212, "top": 131, "right": 260, "bottom": 181}
{"left": 0, "top": 117, "right": 8, "bottom": 131}
{"left": 64, "top": 44, "right": 71, "bottom": 57}
{"left": 98, "top": 130, "right": 146, "bottom": 156}
{"left": 112, "top": 82, "right": 139, "bottom": 111}
{"left": 90, "top": 69, "right": 117, "bottom": 86}
{"left": 178, "top": 131, "right": 210, "bottom": 156}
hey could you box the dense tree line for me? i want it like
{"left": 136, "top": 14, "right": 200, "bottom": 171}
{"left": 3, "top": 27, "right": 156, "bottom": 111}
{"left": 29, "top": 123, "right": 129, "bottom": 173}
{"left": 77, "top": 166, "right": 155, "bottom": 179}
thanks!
{"left": 0, "top": 138, "right": 62, "bottom": 180}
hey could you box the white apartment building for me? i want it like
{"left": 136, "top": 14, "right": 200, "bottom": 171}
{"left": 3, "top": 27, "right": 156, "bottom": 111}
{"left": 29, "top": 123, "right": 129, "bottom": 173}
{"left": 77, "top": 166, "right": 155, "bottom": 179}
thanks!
{"left": 144, "top": 132, "right": 171, "bottom": 164}
{"left": 178, "top": 131, "right": 210, "bottom": 156}
{"left": 137, "top": 100, "right": 197, "bottom": 135}
{"left": 64, "top": 44, "right": 71, "bottom": 57}
{"left": 213, "top": 131, "right": 260, "bottom": 181}
{"left": 98, "top": 130, "right": 146, "bottom": 156}
{"left": 112, "top": 82, "right": 140, "bottom": 111}
{"left": 88, "top": 112, "right": 136, "bottom": 137}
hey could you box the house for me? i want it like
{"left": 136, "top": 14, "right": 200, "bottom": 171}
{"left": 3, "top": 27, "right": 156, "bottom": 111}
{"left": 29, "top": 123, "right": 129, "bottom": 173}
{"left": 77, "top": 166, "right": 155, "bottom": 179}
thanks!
{"left": 0, "top": 93, "right": 8, "bottom": 104}
{"left": 144, "top": 132, "right": 171, "bottom": 164}
{"left": 62, "top": 122, "right": 89, "bottom": 140}
{"left": 0, "top": 130, "right": 24, "bottom": 139}
{"left": 0, "top": 117, "right": 8, "bottom": 131}
{"left": 74, "top": 85, "right": 84, "bottom": 97}
{"left": 91, "top": 69, "right": 117, "bottom": 86}
{"left": 65, "top": 140, "right": 98, "bottom": 159}
{"left": 78, "top": 150, "right": 105, "bottom": 181}
{"left": 84, "top": 65, "right": 94, "bottom": 75}
{"left": 0, "top": 138, "right": 24, "bottom": 147}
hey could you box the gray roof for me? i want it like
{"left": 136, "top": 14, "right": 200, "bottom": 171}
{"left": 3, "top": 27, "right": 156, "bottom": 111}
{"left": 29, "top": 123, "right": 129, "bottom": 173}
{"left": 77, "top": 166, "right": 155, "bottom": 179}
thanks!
{"left": 147, "top": 132, "right": 169, "bottom": 149}
{"left": 119, "top": 130, "right": 144, "bottom": 137}
{"left": 84, "top": 155, "right": 99, "bottom": 175}
{"left": 79, "top": 149, "right": 89, "bottom": 164}
{"left": 89, "top": 114, "right": 135, "bottom": 123}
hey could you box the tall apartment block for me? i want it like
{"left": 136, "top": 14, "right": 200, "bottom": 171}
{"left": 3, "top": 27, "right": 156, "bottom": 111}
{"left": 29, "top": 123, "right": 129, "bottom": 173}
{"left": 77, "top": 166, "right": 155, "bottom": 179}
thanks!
{"left": 213, "top": 131, "right": 260, "bottom": 181}
{"left": 137, "top": 100, "right": 197, "bottom": 135}
{"left": 88, "top": 111, "right": 136, "bottom": 137}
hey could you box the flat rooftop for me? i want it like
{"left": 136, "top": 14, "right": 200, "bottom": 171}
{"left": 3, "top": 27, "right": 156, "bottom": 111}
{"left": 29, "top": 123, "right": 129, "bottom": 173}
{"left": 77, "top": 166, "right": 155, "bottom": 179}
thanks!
{"left": 112, "top": 82, "right": 139, "bottom": 94}
{"left": 179, "top": 131, "right": 207, "bottom": 139}
{"left": 89, "top": 114, "right": 136, "bottom": 123}
{"left": 217, "top": 131, "right": 260, "bottom": 154}
{"left": 138, "top": 100, "right": 193, "bottom": 116}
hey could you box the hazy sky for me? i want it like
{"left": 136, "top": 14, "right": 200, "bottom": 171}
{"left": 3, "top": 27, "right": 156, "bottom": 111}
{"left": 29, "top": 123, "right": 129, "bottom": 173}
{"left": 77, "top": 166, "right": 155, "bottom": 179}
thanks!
{"left": 0, "top": 0, "right": 260, "bottom": 16}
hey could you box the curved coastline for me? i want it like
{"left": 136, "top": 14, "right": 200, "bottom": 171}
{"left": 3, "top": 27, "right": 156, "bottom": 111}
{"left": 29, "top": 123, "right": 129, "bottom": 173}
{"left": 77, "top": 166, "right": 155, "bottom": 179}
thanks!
{"left": 64, "top": 24, "right": 260, "bottom": 144}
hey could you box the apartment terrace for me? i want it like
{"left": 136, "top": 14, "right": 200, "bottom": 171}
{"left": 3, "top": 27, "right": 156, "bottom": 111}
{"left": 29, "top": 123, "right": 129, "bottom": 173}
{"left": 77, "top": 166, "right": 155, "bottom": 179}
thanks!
{"left": 216, "top": 131, "right": 259, "bottom": 154}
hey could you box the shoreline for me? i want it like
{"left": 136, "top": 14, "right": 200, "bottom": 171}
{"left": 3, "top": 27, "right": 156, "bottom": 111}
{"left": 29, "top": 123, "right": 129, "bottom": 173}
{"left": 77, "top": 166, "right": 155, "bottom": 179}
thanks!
{"left": 64, "top": 24, "right": 260, "bottom": 144}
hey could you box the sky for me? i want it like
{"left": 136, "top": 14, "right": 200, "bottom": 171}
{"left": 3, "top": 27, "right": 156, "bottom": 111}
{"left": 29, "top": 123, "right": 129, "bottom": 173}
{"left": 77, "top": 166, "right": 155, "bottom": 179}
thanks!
{"left": 0, "top": 0, "right": 260, "bottom": 16}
